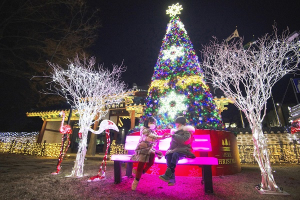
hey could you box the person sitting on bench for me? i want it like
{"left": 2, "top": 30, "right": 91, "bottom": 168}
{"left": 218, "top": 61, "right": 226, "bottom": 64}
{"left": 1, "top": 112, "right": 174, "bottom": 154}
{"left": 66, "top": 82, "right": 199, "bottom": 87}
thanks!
{"left": 130, "top": 116, "right": 169, "bottom": 191}
{"left": 159, "top": 116, "right": 195, "bottom": 186}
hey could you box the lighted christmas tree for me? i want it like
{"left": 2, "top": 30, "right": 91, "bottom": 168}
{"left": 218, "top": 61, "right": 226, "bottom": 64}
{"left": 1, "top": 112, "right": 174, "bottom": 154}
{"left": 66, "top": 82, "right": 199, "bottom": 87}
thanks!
{"left": 142, "top": 3, "right": 223, "bottom": 129}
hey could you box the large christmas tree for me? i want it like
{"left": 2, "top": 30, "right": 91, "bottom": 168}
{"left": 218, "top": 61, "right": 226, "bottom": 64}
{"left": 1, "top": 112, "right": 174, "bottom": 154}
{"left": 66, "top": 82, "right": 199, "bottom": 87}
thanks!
{"left": 142, "top": 3, "right": 223, "bottom": 129}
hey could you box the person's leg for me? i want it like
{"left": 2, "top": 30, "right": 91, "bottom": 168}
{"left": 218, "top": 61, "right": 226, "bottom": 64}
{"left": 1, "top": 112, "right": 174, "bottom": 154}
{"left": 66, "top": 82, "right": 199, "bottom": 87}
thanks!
{"left": 167, "top": 152, "right": 182, "bottom": 186}
{"left": 169, "top": 152, "right": 182, "bottom": 173}
{"left": 135, "top": 161, "right": 146, "bottom": 180}
{"left": 159, "top": 153, "right": 174, "bottom": 182}
{"left": 143, "top": 152, "right": 155, "bottom": 173}
{"left": 166, "top": 153, "right": 173, "bottom": 168}
{"left": 132, "top": 161, "right": 145, "bottom": 191}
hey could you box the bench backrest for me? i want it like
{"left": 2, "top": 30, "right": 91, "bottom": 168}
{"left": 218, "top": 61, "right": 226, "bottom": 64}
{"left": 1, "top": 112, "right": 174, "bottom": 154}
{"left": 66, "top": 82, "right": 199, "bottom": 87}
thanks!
{"left": 125, "top": 134, "right": 212, "bottom": 152}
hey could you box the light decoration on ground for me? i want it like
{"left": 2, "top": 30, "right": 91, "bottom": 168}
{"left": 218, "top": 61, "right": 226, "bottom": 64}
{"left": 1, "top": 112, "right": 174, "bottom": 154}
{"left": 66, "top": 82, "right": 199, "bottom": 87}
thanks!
{"left": 109, "top": 140, "right": 127, "bottom": 160}
{"left": 142, "top": 3, "right": 223, "bottom": 129}
{"left": 201, "top": 27, "right": 300, "bottom": 193}
{"left": 45, "top": 56, "right": 129, "bottom": 177}
{"left": 238, "top": 143, "right": 300, "bottom": 164}
{"left": 166, "top": 3, "right": 183, "bottom": 17}
{"left": 0, "top": 132, "right": 39, "bottom": 143}
{"left": 158, "top": 91, "right": 187, "bottom": 119}
{"left": 162, "top": 46, "right": 184, "bottom": 61}
{"left": 88, "top": 120, "right": 119, "bottom": 181}
{"left": 0, "top": 138, "right": 63, "bottom": 157}
{"left": 51, "top": 111, "right": 72, "bottom": 175}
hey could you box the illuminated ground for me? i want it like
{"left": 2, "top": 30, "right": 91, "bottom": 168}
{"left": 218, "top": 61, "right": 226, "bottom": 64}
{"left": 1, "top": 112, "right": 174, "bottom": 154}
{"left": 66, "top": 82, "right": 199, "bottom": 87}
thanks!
{"left": 0, "top": 153, "right": 299, "bottom": 200}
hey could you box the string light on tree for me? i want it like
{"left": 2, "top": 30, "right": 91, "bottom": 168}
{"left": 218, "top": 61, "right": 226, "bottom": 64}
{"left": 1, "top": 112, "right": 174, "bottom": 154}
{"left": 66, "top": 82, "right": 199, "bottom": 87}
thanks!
{"left": 159, "top": 91, "right": 187, "bottom": 119}
{"left": 45, "top": 56, "right": 129, "bottom": 177}
{"left": 177, "top": 21, "right": 187, "bottom": 33}
{"left": 142, "top": 3, "right": 222, "bottom": 129}
{"left": 162, "top": 46, "right": 184, "bottom": 61}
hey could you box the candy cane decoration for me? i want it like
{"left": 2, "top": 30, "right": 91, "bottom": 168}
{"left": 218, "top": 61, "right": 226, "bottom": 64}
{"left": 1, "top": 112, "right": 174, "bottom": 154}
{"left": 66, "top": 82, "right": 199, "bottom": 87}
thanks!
{"left": 51, "top": 110, "right": 72, "bottom": 175}
{"left": 88, "top": 120, "right": 119, "bottom": 182}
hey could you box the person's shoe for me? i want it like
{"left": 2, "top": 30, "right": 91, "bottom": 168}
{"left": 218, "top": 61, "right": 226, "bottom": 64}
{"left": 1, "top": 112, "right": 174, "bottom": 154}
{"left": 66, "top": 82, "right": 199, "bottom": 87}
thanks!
{"left": 159, "top": 168, "right": 172, "bottom": 182}
{"left": 132, "top": 167, "right": 137, "bottom": 175}
{"left": 131, "top": 179, "right": 139, "bottom": 191}
{"left": 168, "top": 173, "right": 175, "bottom": 186}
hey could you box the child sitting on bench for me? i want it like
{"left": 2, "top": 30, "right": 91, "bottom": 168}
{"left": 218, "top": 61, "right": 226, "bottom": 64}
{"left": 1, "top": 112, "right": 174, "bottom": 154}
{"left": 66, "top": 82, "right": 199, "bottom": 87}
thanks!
{"left": 130, "top": 116, "right": 169, "bottom": 190}
{"left": 159, "top": 116, "right": 195, "bottom": 186}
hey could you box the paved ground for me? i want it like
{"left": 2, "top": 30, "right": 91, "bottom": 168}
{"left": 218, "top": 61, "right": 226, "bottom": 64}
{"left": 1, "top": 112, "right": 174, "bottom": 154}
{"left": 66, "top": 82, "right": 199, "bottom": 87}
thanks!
{"left": 0, "top": 153, "right": 299, "bottom": 200}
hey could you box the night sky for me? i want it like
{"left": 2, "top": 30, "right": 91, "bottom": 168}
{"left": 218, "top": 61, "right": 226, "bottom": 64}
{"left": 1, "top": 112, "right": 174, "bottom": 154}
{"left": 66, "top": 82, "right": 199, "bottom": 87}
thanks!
{"left": 91, "top": 0, "right": 300, "bottom": 89}
{"left": 89, "top": 0, "right": 300, "bottom": 126}
{"left": 1, "top": 0, "right": 300, "bottom": 131}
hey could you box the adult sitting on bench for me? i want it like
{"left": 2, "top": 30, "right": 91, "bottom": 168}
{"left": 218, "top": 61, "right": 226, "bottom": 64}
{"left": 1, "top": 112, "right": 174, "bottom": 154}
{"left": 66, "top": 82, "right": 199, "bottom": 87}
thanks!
{"left": 159, "top": 116, "right": 195, "bottom": 186}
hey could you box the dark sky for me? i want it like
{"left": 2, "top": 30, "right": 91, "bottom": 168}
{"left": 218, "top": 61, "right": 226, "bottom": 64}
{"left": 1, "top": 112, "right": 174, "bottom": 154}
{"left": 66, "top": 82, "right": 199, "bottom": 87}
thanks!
{"left": 91, "top": 0, "right": 300, "bottom": 87}
{"left": 89, "top": 0, "right": 300, "bottom": 109}
{"left": 2, "top": 0, "right": 300, "bottom": 131}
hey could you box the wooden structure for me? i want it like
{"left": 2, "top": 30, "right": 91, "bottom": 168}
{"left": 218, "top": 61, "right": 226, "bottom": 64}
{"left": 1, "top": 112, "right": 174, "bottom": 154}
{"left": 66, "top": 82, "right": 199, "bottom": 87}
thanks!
{"left": 26, "top": 88, "right": 147, "bottom": 145}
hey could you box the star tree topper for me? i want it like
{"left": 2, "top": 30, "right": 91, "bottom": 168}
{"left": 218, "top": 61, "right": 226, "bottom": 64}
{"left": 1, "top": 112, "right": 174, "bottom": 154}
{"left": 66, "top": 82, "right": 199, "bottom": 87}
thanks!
{"left": 166, "top": 3, "right": 183, "bottom": 17}
{"left": 159, "top": 91, "right": 187, "bottom": 119}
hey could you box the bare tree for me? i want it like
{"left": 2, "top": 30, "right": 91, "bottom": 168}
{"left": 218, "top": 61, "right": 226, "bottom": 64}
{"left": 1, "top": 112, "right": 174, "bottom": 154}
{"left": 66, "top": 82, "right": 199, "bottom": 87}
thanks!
{"left": 0, "top": 0, "right": 100, "bottom": 108}
{"left": 201, "top": 27, "right": 300, "bottom": 193}
{"left": 46, "top": 56, "right": 130, "bottom": 177}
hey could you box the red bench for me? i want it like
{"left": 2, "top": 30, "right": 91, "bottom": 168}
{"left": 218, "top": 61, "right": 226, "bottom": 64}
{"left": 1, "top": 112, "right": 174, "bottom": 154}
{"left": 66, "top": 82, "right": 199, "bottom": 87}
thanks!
{"left": 111, "top": 133, "right": 218, "bottom": 193}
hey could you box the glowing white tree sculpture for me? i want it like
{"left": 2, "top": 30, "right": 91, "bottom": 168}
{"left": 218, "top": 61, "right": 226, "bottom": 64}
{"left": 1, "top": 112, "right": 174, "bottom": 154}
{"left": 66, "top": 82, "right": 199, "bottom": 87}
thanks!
{"left": 47, "top": 56, "right": 129, "bottom": 177}
{"left": 202, "top": 28, "right": 300, "bottom": 193}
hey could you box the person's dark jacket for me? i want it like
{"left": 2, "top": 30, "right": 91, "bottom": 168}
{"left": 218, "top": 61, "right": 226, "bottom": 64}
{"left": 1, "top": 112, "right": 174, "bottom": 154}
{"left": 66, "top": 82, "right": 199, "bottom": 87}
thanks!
{"left": 166, "top": 125, "right": 196, "bottom": 158}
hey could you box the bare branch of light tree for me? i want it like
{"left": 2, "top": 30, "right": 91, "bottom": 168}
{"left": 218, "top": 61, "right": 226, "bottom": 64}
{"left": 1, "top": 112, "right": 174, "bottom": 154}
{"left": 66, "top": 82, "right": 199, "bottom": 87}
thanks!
{"left": 201, "top": 27, "right": 300, "bottom": 192}
{"left": 46, "top": 56, "right": 130, "bottom": 177}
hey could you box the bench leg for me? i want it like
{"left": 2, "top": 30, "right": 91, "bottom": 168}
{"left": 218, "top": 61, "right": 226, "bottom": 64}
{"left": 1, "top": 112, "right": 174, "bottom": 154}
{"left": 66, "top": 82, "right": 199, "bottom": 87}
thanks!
{"left": 114, "top": 161, "right": 122, "bottom": 184}
{"left": 202, "top": 165, "right": 213, "bottom": 194}
{"left": 125, "top": 162, "right": 133, "bottom": 177}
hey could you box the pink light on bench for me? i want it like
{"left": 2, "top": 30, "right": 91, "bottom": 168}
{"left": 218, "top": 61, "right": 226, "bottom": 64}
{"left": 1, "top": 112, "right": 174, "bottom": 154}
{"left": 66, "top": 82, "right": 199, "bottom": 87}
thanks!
{"left": 194, "top": 139, "right": 209, "bottom": 142}
{"left": 111, "top": 154, "right": 218, "bottom": 165}
{"left": 124, "top": 136, "right": 140, "bottom": 150}
{"left": 158, "top": 138, "right": 171, "bottom": 151}
{"left": 192, "top": 135, "right": 212, "bottom": 151}
{"left": 124, "top": 134, "right": 212, "bottom": 152}
{"left": 111, "top": 154, "right": 132, "bottom": 161}
{"left": 154, "top": 157, "right": 218, "bottom": 165}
